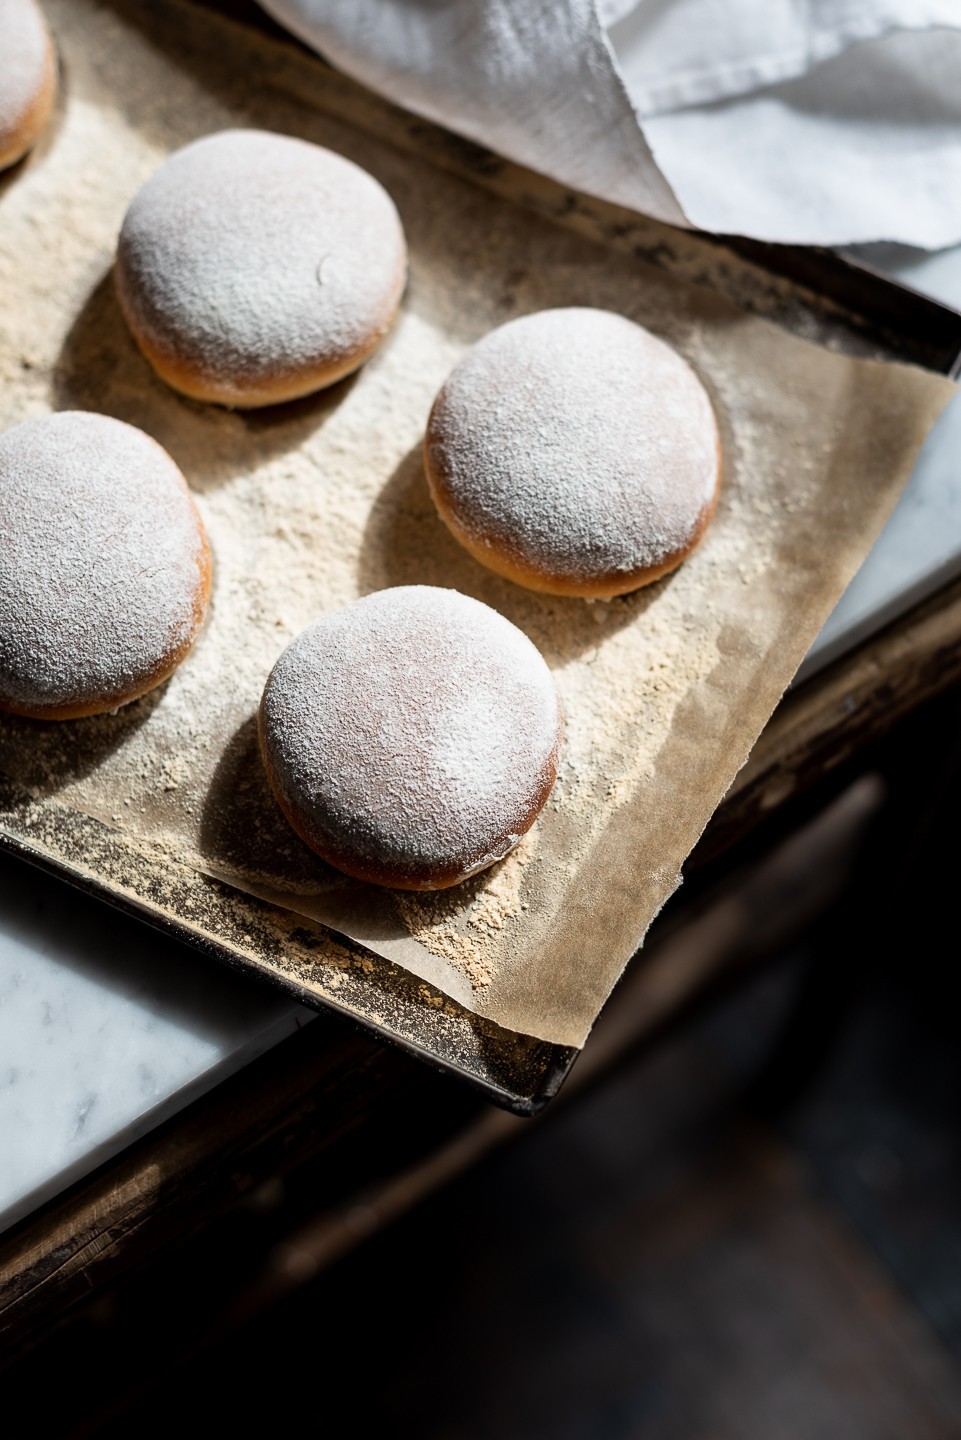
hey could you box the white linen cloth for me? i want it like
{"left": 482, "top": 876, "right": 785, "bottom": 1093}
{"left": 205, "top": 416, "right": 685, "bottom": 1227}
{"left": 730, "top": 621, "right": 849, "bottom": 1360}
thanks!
{"left": 259, "top": 0, "right": 961, "bottom": 247}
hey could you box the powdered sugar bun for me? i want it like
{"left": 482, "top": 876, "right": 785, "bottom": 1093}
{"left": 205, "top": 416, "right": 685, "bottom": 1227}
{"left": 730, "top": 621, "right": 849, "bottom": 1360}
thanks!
{"left": 425, "top": 307, "right": 721, "bottom": 599}
{"left": 0, "top": 412, "right": 211, "bottom": 720}
{"left": 115, "top": 128, "right": 408, "bottom": 408}
{"left": 259, "top": 586, "right": 562, "bottom": 891}
{"left": 0, "top": 0, "right": 57, "bottom": 172}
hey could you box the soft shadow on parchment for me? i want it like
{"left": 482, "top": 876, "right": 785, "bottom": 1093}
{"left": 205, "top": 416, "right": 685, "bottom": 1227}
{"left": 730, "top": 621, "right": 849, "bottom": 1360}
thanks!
{"left": 195, "top": 720, "right": 554, "bottom": 1082}
{"left": 59, "top": 0, "right": 763, "bottom": 392}
{"left": 199, "top": 713, "right": 335, "bottom": 890}
{"left": 357, "top": 444, "right": 670, "bottom": 666}
{"left": 0, "top": 39, "right": 68, "bottom": 205}
{"left": 0, "top": 682, "right": 166, "bottom": 796}
{"left": 53, "top": 271, "right": 362, "bottom": 492}
{"left": 199, "top": 713, "right": 417, "bottom": 947}
{"left": 67, "top": 0, "right": 643, "bottom": 355}
{"left": 74, "top": 0, "right": 520, "bottom": 345}
{"left": 198, "top": 712, "right": 556, "bottom": 959}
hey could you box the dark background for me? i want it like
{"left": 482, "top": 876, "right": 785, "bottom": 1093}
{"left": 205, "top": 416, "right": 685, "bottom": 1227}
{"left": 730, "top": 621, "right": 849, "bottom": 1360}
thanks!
{"left": 5, "top": 686, "right": 961, "bottom": 1439}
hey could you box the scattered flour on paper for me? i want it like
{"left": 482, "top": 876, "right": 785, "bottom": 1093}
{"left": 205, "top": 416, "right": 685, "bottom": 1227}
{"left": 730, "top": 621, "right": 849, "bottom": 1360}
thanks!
{"left": 1, "top": 0, "right": 941, "bottom": 1036}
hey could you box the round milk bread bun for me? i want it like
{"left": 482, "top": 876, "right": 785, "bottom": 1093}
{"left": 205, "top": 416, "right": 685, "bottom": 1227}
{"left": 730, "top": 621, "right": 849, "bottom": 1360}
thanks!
{"left": 425, "top": 307, "right": 721, "bottom": 599}
{"left": 0, "top": 411, "right": 211, "bottom": 719}
{"left": 115, "top": 128, "right": 408, "bottom": 408}
{"left": 0, "top": 0, "right": 57, "bottom": 172}
{"left": 259, "top": 586, "right": 562, "bottom": 890}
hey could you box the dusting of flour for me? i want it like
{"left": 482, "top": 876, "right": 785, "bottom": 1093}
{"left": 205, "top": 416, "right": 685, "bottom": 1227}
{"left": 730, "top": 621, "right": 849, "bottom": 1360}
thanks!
{"left": 0, "top": 0, "right": 770, "bottom": 1002}
{"left": 0, "top": 0, "right": 945, "bottom": 1046}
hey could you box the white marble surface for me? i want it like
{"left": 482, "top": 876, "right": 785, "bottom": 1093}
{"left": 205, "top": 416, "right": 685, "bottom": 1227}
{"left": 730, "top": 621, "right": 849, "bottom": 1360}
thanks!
{"left": 0, "top": 853, "right": 312, "bottom": 1235}
{"left": 798, "top": 242, "right": 961, "bottom": 681}
{"left": 1, "top": 246, "right": 958, "bottom": 1243}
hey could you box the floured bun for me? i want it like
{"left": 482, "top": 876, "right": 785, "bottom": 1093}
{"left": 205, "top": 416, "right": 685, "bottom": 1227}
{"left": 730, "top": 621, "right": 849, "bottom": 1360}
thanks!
{"left": 0, "top": 412, "right": 211, "bottom": 719}
{"left": 425, "top": 307, "right": 721, "bottom": 599}
{"left": 115, "top": 128, "right": 408, "bottom": 408}
{"left": 259, "top": 586, "right": 562, "bottom": 891}
{"left": 0, "top": 0, "right": 57, "bottom": 171}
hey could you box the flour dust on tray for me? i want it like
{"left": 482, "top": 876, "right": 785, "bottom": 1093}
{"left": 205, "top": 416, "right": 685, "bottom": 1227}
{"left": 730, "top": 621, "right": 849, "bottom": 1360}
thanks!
{"left": 258, "top": 586, "right": 563, "bottom": 890}
{"left": 0, "top": 0, "right": 57, "bottom": 172}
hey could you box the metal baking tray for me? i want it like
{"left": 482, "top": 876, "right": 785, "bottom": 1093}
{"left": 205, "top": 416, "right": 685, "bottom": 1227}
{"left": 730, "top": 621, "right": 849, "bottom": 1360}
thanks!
{"left": 2, "top": 0, "right": 960, "bottom": 1116}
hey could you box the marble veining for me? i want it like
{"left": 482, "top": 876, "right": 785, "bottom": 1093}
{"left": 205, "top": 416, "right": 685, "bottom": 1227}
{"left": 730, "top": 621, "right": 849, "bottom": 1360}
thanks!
{"left": 799, "top": 242, "right": 961, "bottom": 681}
{"left": 0, "top": 854, "right": 312, "bottom": 1235}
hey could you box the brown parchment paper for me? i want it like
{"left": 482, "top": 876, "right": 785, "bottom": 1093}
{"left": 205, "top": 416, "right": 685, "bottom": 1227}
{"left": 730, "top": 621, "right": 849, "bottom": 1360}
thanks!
{"left": 0, "top": 0, "right": 954, "bottom": 1048}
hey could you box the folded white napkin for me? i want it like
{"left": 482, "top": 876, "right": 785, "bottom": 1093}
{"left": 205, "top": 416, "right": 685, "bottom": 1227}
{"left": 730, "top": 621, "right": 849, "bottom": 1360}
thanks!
{"left": 259, "top": 0, "right": 961, "bottom": 247}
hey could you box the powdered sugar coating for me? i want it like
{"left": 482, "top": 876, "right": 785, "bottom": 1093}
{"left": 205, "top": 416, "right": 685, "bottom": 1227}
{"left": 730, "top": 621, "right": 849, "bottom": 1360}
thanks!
{"left": 0, "top": 0, "right": 56, "bottom": 170}
{"left": 426, "top": 307, "right": 721, "bottom": 597}
{"left": 259, "top": 586, "right": 562, "bottom": 890}
{"left": 115, "top": 128, "right": 408, "bottom": 407}
{"left": 0, "top": 412, "right": 211, "bottom": 718}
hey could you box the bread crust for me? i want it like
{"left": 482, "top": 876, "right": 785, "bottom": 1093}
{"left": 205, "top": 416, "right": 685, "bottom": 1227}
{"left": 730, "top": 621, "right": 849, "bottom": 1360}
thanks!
{"left": 0, "top": 528, "right": 211, "bottom": 720}
{"left": 426, "top": 429, "right": 722, "bottom": 599}
{"left": 257, "top": 587, "right": 563, "bottom": 891}
{"left": 258, "top": 701, "right": 562, "bottom": 891}
{"left": 424, "top": 308, "right": 722, "bottom": 599}
{"left": 0, "top": 413, "right": 212, "bottom": 720}
{"left": 0, "top": 0, "right": 58, "bottom": 172}
{"left": 114, "top": 129, "right": 408, "bottom": 409}
{"left": 115, "top": 271, "right": 403, "bottom": 410}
